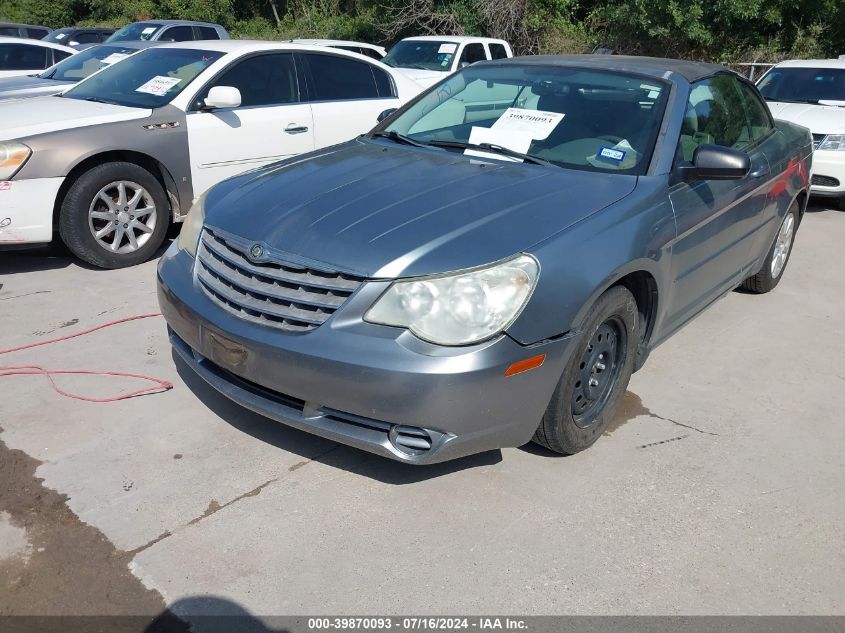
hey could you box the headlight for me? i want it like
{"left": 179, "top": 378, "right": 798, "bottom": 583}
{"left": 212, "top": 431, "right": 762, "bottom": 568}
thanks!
{"left": 176, "top": 192, "right": 206, "bottom": 257}
{"left": 0, "top": 141, "right": 31, "bottom": 180}
{"left": 364, "top": 255, "right": 539, "bottom": 346}
{"left": 817, "top": 134, "right": 845, "bottom": 151}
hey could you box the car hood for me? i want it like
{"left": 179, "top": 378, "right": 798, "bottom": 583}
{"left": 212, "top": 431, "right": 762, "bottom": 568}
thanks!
{"left": 767, "top": 101, "right": 845, "bottom": 134}
{"left": 0, "top": 76, "right": 72, "bottom": 102}
{"left": 395, "top": 67, "right": 449, "bottom": 86}
{"left": 206, "top": 139, "right": 638, "bottom": 279}
{"left": 0, "top": 95, "right": 151, "bottom": 140}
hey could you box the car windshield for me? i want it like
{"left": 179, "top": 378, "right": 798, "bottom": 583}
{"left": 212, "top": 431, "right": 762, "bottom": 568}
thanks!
{"left": 757, "top": 67, "right": 845, "bottom": 104}
{"left": 382, "top": 40, "right": 456, "bottom": 71}
{"left": 40, "top": 44, "right": 140, "bottom": 82}
{"left": 379, "top": 64, "right": 670, "bottom": 175}
{"left": 106, "top": 22, "right": 163, "bottom": 42}
{"left": 63, "top": 47, "right": 222, "bottom": 108}
{"left": 44, "top": 28, "right": 73, "bottom": 43}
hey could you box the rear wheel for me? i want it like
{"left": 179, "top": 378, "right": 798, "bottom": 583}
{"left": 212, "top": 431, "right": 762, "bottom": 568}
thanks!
{"left": 59, "top": 161, "right": 169, "bottom": 268}
{"left": 532, "top": 286, "right": 639, "bottom": 455}
{"left": 741, "top": 202, "right": 798, "bottom": 294}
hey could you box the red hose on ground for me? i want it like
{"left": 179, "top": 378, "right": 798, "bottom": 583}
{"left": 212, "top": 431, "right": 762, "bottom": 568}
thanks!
{"left": 0, "top": 313, "right": 173, "bottom": 402}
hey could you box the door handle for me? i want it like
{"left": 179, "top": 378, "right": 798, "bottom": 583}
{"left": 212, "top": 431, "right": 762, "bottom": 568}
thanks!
{"left": 285, "top": 124, "right": 309, "bottom": 134}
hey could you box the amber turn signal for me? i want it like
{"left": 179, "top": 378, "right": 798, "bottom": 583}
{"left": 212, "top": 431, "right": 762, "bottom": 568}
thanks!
{"left": 504, "top": 354, "right": 546, "bottom": 377}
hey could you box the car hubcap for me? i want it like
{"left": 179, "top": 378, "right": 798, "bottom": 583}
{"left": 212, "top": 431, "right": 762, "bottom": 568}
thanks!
{"left": 571, "top": 318, "right": 626, "bottom": 428}
{"left": 88, "top": 180, "right": 156, "bottom": 254}
{"left": 770, "top": 213, "right": 794, "bottom": 279}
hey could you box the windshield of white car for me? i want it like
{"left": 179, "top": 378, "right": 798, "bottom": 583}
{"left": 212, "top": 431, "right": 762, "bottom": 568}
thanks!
{"left": 40, "top": 45, "right": 139, "bottom": 82}
{"left": 63, "top": 47, "right": 222, "bottom": 108}
{"left": 378, "top": 64, "right": 669, "bottom": 175}
{"left": 382, "top": 41, "right": 456, "bottom": 71}
{"left": 758, "top": 67, "right": 845, "bottom": 103}
{"left": 106, "top": 22, "right": 163, "bottom": 42}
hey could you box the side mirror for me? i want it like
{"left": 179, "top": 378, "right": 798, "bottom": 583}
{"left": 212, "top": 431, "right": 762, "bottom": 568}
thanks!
{"left": 680, "top": 144, "right": 751, "bottom": 182}
{"left": 203, "top": 86, "right": 241, "bottom": 110}
{"left": 377, "top": 108, "right": 397, "bottom": 123}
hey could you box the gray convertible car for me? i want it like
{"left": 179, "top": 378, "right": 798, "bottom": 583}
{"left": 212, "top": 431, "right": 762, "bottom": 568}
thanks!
{"left": 158, "top": 55, "right": 812, "bottom": 464}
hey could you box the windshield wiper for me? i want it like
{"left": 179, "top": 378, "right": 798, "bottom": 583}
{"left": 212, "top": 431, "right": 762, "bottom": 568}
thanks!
{"left": 83, "top": 96, "right": 119, "bottom": 105}
{"left": 371, "top": 130, "right": 427, "bottom": 147}
{"left": 426, "top": 139, "right": 555, "bottom": 167}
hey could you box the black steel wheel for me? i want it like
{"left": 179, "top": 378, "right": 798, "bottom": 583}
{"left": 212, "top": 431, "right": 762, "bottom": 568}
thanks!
{"left": 532, "top": 286, "right": 639, "bottom": 455}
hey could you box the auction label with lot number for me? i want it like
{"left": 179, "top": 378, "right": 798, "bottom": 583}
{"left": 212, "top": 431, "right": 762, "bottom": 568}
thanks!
{"left": 308, "top": 617, "right": 527, "bottom": 630}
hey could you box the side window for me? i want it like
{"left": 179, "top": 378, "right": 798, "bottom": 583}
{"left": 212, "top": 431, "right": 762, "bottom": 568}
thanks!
{"left": 0, "top": 27, "right": 19, "bottom": 36}
{"left": 75, "top": 32, "right": 102, "bottom": 44}
{"left": 361, "top": 47, "right": 384, "bottom": 61}
{"left": 199, "top": 26, "right": 220, "bottom": 40}
{"left": 679, "top": 75, "right": 751, "bottom": 162}
{"left": 0, "top": 44, "right": 48, "bottom": 70}
{"left": 459, "top": 43, "right": 486, "bottom": 66}
{"left": 159, "top": 26, "right": 195, "bottom": 42}
{"left": 736, "top": 81, "right": 773, "bottom": 145}
{"left": 27, "top": 28, "right": 50, "bottom": 39}
{"left": 304, "top": 53, "right": 381, "bottom": 100}
{"left": 198, "top": 53, "right": 298, "bottom": 108}
{"left": 489, "top": 43, "right": 509, "bottom": 60}
{"left": 52, "top": 49, "right": 73, "bottom": 63}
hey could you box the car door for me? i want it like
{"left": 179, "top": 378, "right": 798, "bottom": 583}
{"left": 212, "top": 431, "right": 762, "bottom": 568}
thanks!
{"left": 665, "top": 74, "right": 774, "bottom": 329}
{"left": 298, "top": 51, "right": 400, "bottom": 149}
{"left": 455, "top": 42, "right": 486, "bottom": 71}
{"left": 158, "top": 25, "right": 194, "bottom": 42}
{"left": 185, "top": 52, "right": 315, "bottom": 197}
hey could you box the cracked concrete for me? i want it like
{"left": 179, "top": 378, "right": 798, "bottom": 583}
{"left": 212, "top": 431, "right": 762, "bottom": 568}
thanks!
{"left": 0, "top": 203, "right": 843, "bottom": 620}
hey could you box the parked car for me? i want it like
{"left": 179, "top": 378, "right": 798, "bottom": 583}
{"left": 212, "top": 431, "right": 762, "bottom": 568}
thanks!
{"left": 0, "top": 41, "right": 424, "bottom": 266}
{"left": 382, "top": 35, "right": 512, "bottom": 87}
{"left": 0, "top": 23, "right": 51, "bottom": 39}
{"left": 0, "top": 37, "right": 76, "bottom": 78}
{"left": 288, "top": 39, "right": 386, "bottom": 61}
{"left": 44, "top": 27, "right": 115, "bottom": 49}
{"left": 158, "top": 55, "right": 812, "bottom": 465}
{"left": 757, "top": 58, "right": 845, "bottom": 209}
{"left": 105, "top": 20, "right": 229, "bottom": 43}
{"left": 0, "top": 41, "right": 156, "bottom": 102}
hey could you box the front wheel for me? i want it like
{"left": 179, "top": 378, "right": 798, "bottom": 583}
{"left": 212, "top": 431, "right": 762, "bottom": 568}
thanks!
{"left": 59, "top": 161, "right": 170, "bottom": 269}
{"left": 532, "top": 285, "right": 639, "bottom": 455}
{"left": 741, "top": 202, "right": 798, "bottom": 294}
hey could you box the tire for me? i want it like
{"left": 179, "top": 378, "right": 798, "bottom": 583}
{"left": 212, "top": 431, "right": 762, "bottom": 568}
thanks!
{"left": 532, "top": 285, "right": 639, "bottom": 455}
{"left": 741, "top": 202, "right": 798, "bottom": 294}
{"left": 59, "top": 161, "right": 170, "bottom": 269}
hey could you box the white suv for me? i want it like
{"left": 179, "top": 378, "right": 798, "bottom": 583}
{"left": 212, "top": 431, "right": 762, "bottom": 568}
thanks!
{"left": 382, "top": 36, "right": 512, "bottom": 88}
{"left": 757, "top": 59, "right": 845, "bottom": 209}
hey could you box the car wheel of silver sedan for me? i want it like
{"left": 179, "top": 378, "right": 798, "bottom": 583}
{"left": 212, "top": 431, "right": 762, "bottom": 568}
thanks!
{"left": 741, "top": 201, "right": 800, "bottom": 294}
{"left": 532, "top": 285, "right": 639, "bottom": 455}
{"left": 59, "top": 161, "right": 170, "bottom": 269}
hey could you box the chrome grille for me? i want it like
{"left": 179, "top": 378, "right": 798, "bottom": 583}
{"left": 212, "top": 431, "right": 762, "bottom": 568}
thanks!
{"left": 196, "top": 228, "right": 363, "bottom": 332}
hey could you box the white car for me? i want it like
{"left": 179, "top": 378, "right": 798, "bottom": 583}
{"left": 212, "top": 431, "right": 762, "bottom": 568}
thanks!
{"left": 0, "top": 40, "right": 424, "bottom": 267}
{"left": 288, "top": 39, "right": 386, "bottom": 61}
{"left": 757, "top": 58, "right": 845, "bottom": 208}
{"left": 0, "top": 36, "right": 76, "bottom": 78}
{"left": 382, "top": 36, "right": 513, "bottom": 87}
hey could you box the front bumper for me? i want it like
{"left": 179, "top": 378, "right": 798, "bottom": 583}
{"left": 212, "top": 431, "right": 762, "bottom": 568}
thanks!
{"left": 0, "top": 177, "right": 64, "bottom": 245}
{"left": 810, "top": 149, "right": 845, "bottom": 198}
{"left": 157, "top": 245, "right": 576, "bottom": 464}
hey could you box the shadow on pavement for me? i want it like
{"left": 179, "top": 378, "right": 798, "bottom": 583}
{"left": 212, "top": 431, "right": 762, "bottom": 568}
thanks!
{"left": 146, "top": 597, "right": 287, "bottom": 633}
{"left": 173, "top": 352, "right": 502, "bottom": 485}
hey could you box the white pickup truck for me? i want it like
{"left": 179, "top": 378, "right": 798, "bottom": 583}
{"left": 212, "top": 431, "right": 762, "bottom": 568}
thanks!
{"left": 382, "top": 36, "right": 513, "bottom": 88}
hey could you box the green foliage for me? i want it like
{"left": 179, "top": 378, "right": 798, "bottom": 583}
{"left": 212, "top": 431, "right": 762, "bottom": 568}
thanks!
{"left": 1, "top": 0, "right": 841, "bottom": 62}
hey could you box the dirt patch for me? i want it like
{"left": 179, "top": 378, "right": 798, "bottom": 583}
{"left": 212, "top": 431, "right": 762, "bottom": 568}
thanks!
{"left": 0, "top": 429, "right": 188, "bottom": 630}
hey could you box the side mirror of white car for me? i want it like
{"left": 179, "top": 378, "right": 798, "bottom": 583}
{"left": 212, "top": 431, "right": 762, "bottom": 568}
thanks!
{"left": 204, "top": 86, "right": 241, "bottom": 110}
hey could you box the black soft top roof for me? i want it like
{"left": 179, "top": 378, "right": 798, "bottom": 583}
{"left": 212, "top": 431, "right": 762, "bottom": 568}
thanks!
{"left": 505, "top": 54, "right": 729, "bottom": 82}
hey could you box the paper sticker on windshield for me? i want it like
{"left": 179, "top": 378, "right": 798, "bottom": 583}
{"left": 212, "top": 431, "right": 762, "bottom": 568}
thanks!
{"left": 141, "top": 27, "right": 156, "bottom": 35}
{"left": 491, "top": 108, "right": 564, "bottom": 140}
{"left": 465, "top": 126, "right": 531, "bottom": 162}
{"left": 438, "top": 43, "right": 457, "bottom": 54}
{"left": 101, "top": 53, "right": 130, "bottom": 65}
{"left": 55, "top": 33, "right": 67, "bottom": 40}
{"left": 136, "top": 76, "right": 182, "bottom": 96}
{"left": 598, "top": 146, "right": 626, "bottom": 162}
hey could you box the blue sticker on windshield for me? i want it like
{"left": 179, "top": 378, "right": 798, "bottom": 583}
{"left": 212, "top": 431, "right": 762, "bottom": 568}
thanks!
{"left": 598, "top": 146, "right": 626, "bottom": 162}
